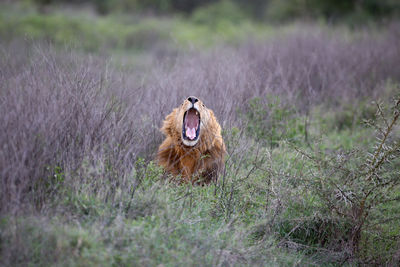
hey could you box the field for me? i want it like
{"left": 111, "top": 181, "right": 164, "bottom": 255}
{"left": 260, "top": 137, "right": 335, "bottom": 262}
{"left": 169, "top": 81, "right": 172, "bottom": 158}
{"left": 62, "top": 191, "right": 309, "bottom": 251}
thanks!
{"left": 1, "top": 2, "right": 400, "bottom": 266}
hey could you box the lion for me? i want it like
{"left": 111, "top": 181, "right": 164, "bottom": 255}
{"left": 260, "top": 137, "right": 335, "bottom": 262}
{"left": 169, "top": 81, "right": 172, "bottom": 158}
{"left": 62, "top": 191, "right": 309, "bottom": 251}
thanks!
{"left": 157, "top": 96, "right": 226, "bottom": 184}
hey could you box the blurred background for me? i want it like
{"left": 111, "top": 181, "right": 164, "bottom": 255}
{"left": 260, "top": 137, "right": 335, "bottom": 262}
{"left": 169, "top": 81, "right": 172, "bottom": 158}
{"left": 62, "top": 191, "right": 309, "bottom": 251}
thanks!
{"left": 1, "top": 0, "right": 400, "bottom": 54}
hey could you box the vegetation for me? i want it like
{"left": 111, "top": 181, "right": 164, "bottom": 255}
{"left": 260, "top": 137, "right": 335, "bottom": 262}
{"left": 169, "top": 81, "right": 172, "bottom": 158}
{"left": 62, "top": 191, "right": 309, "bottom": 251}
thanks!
{"left": 0, "top": 2, "right": 269, "bottom": 51}
{"left": 29, "top": 0, "right": 400, "bottom": 23}
{"left": 1, "top": 1, "right": 400, "bottom": 266}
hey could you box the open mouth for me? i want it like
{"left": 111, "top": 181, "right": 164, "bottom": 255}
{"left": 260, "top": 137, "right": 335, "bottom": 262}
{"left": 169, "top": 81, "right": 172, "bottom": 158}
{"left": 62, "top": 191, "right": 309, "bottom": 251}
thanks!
{"left": 182, "top": 108, "right": 200, "bottom": 142}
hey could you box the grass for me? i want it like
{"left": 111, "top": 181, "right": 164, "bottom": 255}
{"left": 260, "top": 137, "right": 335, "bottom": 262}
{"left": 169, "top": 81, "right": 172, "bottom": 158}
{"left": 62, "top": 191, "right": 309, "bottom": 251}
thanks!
{"left": 1, "top": 108, "right": 399, "bottom": 265}
{"left": 0, "top": 2, "right": 274, "bottom": 53}
{"left": 1, "top": 2, "right": 400, "bottom": 266}
{"left": 4, "top": 102, "right": 398, "bottom": 265}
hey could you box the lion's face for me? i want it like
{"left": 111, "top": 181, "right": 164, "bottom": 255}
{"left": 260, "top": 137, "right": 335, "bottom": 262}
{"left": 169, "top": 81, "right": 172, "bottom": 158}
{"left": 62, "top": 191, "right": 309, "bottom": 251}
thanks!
{"left": 176, "top": 96, "right": 210, "bottom": 147}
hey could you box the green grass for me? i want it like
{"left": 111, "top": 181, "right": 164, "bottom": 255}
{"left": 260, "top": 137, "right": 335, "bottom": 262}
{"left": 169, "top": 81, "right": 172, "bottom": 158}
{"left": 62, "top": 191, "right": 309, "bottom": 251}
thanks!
{"left": 0, "top": 2, "right": 274, "bottom": 53}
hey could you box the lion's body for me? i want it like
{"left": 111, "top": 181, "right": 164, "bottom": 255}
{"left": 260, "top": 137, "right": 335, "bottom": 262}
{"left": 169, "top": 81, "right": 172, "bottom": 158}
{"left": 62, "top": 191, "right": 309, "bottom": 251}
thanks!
{"left": 157, "top": 98, "right": 226, "bottom": 184}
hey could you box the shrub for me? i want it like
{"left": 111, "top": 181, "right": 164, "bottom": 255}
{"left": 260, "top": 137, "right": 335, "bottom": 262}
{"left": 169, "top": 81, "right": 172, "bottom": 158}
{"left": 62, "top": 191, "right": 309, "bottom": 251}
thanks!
{"left": 264, "top": 0, "right": 400, "bottom": 23}
{"left": 191, "top": 0, "right": 247, "bottom": 26}
{"left": 0, "top": 45, "right": 147, "bottom": 212}
{"left": 288, "top": 97, "right": 400, "bottom": 263}
{"left": 241, "top": 96, "right": 305, "bottom": 148}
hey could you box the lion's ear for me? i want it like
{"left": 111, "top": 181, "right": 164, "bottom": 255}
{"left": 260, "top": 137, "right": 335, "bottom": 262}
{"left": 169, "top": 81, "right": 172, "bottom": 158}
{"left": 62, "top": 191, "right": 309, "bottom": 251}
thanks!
{"left": 161, "top": 108, "right": 178, "bottom": 136}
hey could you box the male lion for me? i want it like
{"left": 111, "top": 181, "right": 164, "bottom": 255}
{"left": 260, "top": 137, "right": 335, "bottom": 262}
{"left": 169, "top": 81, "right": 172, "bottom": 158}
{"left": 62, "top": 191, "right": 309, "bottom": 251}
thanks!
{"left": 157, "top": 96, "right": 226, "bottom": 184}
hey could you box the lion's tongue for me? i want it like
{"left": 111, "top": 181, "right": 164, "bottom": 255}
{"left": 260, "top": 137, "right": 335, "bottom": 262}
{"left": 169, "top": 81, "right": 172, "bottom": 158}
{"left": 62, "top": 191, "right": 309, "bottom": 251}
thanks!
{"left": 186, "top": 127, "right": 196, "bottom": 140}
{"left": 185, "top": 109, "right": 199, "bottom": 140}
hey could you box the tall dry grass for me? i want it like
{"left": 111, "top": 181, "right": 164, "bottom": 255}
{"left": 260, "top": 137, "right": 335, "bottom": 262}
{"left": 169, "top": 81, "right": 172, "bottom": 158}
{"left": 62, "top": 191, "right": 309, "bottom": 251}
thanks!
{"left": 1, "top": 24, "right": 400, "bottom": 213}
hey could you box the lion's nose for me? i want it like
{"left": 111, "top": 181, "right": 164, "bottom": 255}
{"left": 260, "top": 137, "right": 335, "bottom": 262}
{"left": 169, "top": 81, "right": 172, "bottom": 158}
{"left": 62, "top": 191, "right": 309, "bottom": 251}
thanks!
{"left": 187, "top": 96, "right": 198, "bottom": 104}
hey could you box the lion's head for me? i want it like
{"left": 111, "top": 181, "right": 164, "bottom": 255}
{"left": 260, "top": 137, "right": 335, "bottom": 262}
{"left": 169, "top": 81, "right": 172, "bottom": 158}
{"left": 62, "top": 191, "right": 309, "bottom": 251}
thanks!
{"left": 169, "top": 96, "right": 212, "bottom": 147}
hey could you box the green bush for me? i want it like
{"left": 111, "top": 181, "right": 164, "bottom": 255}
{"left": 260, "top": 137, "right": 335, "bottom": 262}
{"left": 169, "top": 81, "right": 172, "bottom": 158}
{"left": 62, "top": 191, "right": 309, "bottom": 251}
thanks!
{"left": 241, "top": 96, "right": 306, "bottom": 148}
{"left": 26, "top": 0, "right": 400, "bottom": 21}
{"left": 331, "top": 101, "right": 376, "bottom": 131}
{"left": 264, "top": 0, "right": 400, "bottom": 23}
{"left": 191, "top": 0, "right": 247, "bottom": 26}
{"left": 0, "top": 9, "right": 173, "bottom": 52}
{"left": 291, "top": 97, "right": 400, "bottom": 262}
{"left": 0, "top": 3, "right": 263, "bottom": 51}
